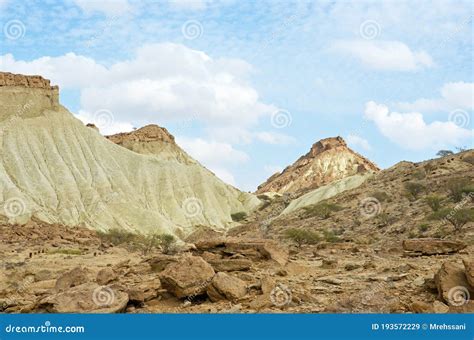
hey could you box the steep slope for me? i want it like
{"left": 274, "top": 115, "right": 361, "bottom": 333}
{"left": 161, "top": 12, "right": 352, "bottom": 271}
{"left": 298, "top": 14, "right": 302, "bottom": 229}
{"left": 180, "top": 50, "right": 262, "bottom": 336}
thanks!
{"left": 256, "top": 136, "right": 379, "bottom": 195}
{"left": 0, "top": 72, "right": 260, "bottom": 237}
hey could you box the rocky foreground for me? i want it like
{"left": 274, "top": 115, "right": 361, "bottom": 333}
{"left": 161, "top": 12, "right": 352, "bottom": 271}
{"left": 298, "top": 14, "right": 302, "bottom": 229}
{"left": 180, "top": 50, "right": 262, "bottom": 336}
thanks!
{"left": 0, "top": 217, "right": 472, "bottom": 314}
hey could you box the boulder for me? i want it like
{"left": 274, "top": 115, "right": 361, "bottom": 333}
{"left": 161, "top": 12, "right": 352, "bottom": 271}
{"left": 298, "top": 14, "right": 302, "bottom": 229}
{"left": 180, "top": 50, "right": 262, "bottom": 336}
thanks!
{"left": 462, "top": 259, "right": 474, "bottom": 288}
{"left": 435, "top": 262, "right": 474, "bottom": 307}
{"left": 206, "top": 272, "right": 247, "bottom": 302}
{"left": 402, "top": 239, "right": 466, "bottom": 255}
{"left": 224, "top": 239, "right": 289, "bottom": 266}
{"left": 55, "top": 266, "right": 92, "bottom": 292}
{"left": 160, "top": 256, "right": 215, "bottom": 298}
{"left": 208, "top": 259, "right": 252, "bottom": 272}
{"left": 96, "top": 268, "right": 117, "bottom": 285}
{"left": 36, "top": 282, "right": 128, "bottom": 313}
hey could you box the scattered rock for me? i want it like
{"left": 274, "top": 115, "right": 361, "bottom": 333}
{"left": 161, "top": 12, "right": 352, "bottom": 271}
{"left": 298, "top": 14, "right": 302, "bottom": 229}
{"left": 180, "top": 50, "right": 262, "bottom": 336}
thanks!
{"left": 321, "top": 259, "right": 337, "bottom": 269}
{"left": 433, "top": 301, "right": 449, "bottom": 313}
{"left": 462, "top": 258, "right": 474, "bottom": 287}
{"left": 55, "top": 266, "right": 91, "bottom": 292}
{"left": 36, "top": 282, "right": 128, "bottom": 313}
{"left": 403, "top": 239, "right": 466, "bottom": 255}
{"left": 96, "top": 268, "right": 117, "bottom": 285}
{"left": 160, "top": 256, "right": 215, "bottom": 298}
{"left": 435, "top": 262, "right": 474, "bottom": 306}
{"left": 207, "top": 272, "right": 247, "bottom": 302}
{"left": 208, "top": 259, "right": 252, "bottom": 272}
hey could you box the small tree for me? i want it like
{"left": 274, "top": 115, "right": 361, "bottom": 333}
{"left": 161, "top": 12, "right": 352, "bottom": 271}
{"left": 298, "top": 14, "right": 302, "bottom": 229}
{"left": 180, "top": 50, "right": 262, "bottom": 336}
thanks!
{"left": 302, "top": 202, "right": 343, "bottom": 219}
{"left": 430, "top": 208, "right": 474, "bottom": 231}
{"left": 404, "top": 182, "right": 425, "bottom": 200}
{"left": 231, "top": 212, "right": 248, "bottom": 222}
{"left": 284, "top": 228, "right": 321, "bottom": 247}
{"left": 424, "top": 195, "right": 443, "bottom": 211}
{"left": 446, "top": 178, "right": 472, "bottom": 202}
{"left": 436, "top": 150, "right": 454, "bottom": 157}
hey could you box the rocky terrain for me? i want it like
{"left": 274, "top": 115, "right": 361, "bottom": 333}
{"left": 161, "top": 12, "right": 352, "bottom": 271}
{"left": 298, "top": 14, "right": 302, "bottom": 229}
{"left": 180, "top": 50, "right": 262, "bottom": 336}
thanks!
{"left": 0, "top": 72, "right": 473, "bottom": 314}
{"left": 256, "top": 136, "right": 379, "bottom": 195}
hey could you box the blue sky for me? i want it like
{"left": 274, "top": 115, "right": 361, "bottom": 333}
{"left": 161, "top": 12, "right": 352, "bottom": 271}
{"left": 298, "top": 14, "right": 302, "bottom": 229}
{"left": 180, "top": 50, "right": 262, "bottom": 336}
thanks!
{"left": 0, "top": 0, "right": 472, "bottom": 191}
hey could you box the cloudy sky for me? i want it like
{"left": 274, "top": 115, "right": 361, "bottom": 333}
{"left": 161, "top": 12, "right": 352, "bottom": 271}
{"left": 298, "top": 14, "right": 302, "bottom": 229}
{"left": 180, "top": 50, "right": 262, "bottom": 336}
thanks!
{"left": 0, "top": 0, "right": 472, "bottom": 190}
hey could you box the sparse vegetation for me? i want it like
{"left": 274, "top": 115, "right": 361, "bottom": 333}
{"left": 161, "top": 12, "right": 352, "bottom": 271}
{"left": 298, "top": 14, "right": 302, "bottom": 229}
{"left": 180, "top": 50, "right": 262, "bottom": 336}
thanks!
{"left": 412, "top": 169, "right": 426, "bottom": 180}
{"left": 231, "top": 211, "right": 248, "bottom": 222}
{"left": 323, "top": 229, "right": 340, "bottom": 243}
{"left": 436, "top": 150, "right": 454, "bottom": 157}
{"left": 418, "top": 223, "right": 430, "bottom": 233}
{"left": 462, "top": 155, "right": 474, "bottom": 165}
{"left": 302, "top": 202, "right": 343, "bottom": 219}
{"left": 424, "top": 194, "right": 443, "bottom": 211}
{"left": 284, "top": 228, "right": 321, "bottom": 247}
{"left": 371, "top": 191, "right": 390, "bottom": 203}
{"left": 98, "top": 229, "right": 176, "bottom": 254}
{"left": 429, "top": 208, "right": 474, "bottom": 231}
{"left": 404, "top": 181, "right": 425, "bottom": 200}
{"left": 375, "top": 212, "right": 392, "bottom": 227}
{"left": 47, "top": 248, "right": 83, "bottom": 255}
{"left": 446, "top": 178, "right": 474, "bottom": 202}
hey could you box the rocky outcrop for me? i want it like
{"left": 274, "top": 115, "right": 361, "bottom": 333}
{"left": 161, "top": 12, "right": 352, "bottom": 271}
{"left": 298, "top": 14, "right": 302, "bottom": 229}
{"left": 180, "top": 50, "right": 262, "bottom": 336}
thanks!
{"left": 256, "top": 136, "right": 379, "bottom": 195}
{"left": 435, "top": 262, "right": 474, "bottom": 307}
{"left": 206, "top": 272, "right": 247, "bottom": 302}
{"left": 0, "top": 72, "right": 57, "bottom": 90}
{"left": 403, "top": 239, "right": 467, "bottom": 255}
{"left": 159, "top": 256, "right": 215, "bottom": 298}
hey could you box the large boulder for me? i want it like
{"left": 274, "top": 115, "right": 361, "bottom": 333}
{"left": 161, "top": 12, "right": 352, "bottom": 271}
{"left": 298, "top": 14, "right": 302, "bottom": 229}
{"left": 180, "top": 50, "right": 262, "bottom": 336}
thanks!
{"left": 208, "top": 259, "right": 252, "bottom": 272}
{"left": 55, "top": 267, "right": 92, "bottom": 292}
{"left": 435, "top": 262, "right": 474, "bottom": 307}
{"left": 160, "top": 256, "right": 215, "bottom": 298}
{"left": 96, "top": 268, "right": 117, "bottom": 285}
{"left": 36, "top": 283, "right": 128, "bottom": 313}
{"left": 402, "top": 239, "right": 466, "bottom": 255}
{"left": 206, "top": 272, "right": 247, "bottom": 302}
{"left": 463, "top": 259, "right": 474, "bottom": 288}
{"left": 224, "top": 239, "right": 289, "bottom": 266}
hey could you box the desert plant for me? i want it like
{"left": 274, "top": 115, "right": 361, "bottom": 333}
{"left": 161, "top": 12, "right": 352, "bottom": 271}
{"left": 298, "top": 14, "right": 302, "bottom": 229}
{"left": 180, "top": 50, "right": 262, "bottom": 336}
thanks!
{"left": 97, "top": 229, "right": 137, "bottom": 246}
{"left": 284, "top": 228, "right": 321, "bottom": 247}
{"left": 375, "top": 212, "right": 392, "bottom": 227}
{"left": 323, "top": 229, "right": 340, "bottom": 243}
{"left": 412, "top": 169, "right": 426, "bottom": 180}
{"left": 424, "top": 194, "right": 443, "bottom": 211}
{"left": 231, "top": 211, "right": 248, "bottom": 222}
{"left": 404, "top": 181, "right": 425, "bottom": 200}
{"left": 302, "top": 202, "right": 343, "bottom": 219}
{"left": 418, "top": 223, "right": 430, "bottom": 233}
{"left": 446, "top": 178, "right": 473, "bottom": 202}
{"left": 371, "top": 191, "right": 390, "bottom": 203}
{"left": 436, "top": 150, "right": 454, "bottom": 157}
{"left": 429, "top": 208, "right": 474, "bottom": 231}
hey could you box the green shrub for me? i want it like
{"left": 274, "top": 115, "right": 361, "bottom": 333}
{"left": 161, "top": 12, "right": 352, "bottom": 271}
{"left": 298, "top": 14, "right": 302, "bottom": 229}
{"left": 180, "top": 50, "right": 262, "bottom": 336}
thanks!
{"left": 47, "top": 248, "right": 83, "bottom": 255}
{"left": 375, "top": 212, "right": 392, "bottom": 227}
{"left": 404, "top": 182, "right": 426, "bottom": 200}
{"left": 97, "top": 229, "right": 136, "bottom": 245}
{"left": 284, "top": 228, "right": 321, "bottom": 246}
{"left": 429, "top": 208, "right": 474, "bottom": 231}
{"left": 98, "top": 229, "right": 176, "bottom": 254}
{"left": 371, "top": 191, "right": 390, "bottom": 202}
{"left": 302, "top": 202, "right": 343, "bottom": 219}
{"left": 231, "top": 212, "right": 248, "bottom": 222}
{"left": 446, "top": 178, "right": 473, "bottom": 202}
{"left": 323, "top": 229, "right": 340, "bottom": 243}
{"left": 418, "top": 223, "right": 430, "bottom": 233}
{"left": 424, "top": 195, "right": 443, "bottom": 211}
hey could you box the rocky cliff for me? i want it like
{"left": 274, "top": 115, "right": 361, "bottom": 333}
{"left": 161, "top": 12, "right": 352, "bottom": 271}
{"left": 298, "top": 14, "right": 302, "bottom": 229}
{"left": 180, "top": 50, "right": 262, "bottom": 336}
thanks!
{"left": 257, "top": 136, "right": 379, "bottom": 195}
{"left": 0, "top": 72, "right": 260, "bottom": 237}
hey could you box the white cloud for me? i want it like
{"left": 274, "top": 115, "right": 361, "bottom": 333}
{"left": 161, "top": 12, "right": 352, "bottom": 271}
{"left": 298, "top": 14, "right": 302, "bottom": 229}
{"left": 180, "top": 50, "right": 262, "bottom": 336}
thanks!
{"left": 333, "top": 40, "right": 435, "bottom": 71}
{"left": 254, "top": 131, "right": 295, "bottom": 145}
{"left": 396, "top": 82, "right": 474, "bottom": 112}
{"left": 176, "top": 137, "right": 249, "bottom": 185}
{"left": 364, "top": 101, "right": 472, "bottom": 150}
{"left": 75, "top": 110, "right": 135, "bottom": 135}
{"left": 73, "top": 0, "right": 132, "bottom": 16}
{"left": 347, "top": 134, "right": 371, "bottom": 151}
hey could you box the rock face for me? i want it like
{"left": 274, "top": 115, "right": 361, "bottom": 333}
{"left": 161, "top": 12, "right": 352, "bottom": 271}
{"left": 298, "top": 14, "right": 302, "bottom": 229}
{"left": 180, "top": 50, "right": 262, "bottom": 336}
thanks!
{"left": 435, "top": 262, "right": 474, "bottom": 307}
{"left": 0, "top": 72, "right": 259, "bottom": 236}
{"left": 256, "top": 137, "right": 379, "bottom": 195}
{"left": 403, "top": 239, "right": 466, "bottom": 255}
{"left": 206, "top": 272, "right": 247, "bottom": 302}
{"left": 159, "top": 256, "right": 215, "bottom": 298}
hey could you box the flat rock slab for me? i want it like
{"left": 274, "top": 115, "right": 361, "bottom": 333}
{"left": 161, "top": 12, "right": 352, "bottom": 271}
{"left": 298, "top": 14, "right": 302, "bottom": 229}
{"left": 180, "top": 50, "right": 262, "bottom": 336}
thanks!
{"left": 160, "top": 255, "right": 215, "bottom": 298}
{"left": 402, "top": 239, "right": 466, "bottom": 255}
{"left": 208, "top": 259, "right": 252, "bottom": 272}
{"left": 207, "top": 272, "right": 247, "bottom": 302}
{"left": 435, "top": 262, "right": 474, "bottom": 307}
